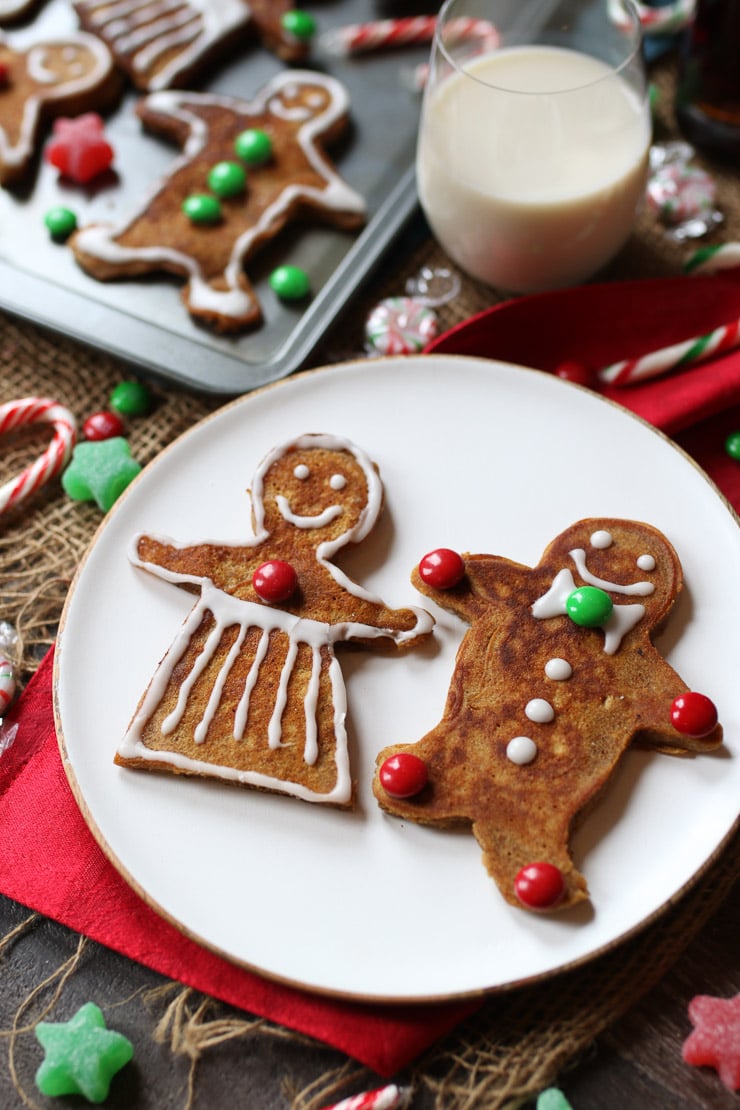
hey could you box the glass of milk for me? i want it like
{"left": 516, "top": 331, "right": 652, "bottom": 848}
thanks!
{"left": 416, "top": 0, "right": 651, "bottom": 293}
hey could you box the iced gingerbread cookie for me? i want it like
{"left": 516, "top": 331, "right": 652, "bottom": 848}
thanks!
{"left": 373, "top": 519, "right": 723, "bottom": 912}
{"left": 117, "top": 434, "right": 433, "bottom": 807}
{"left": 74, "top": 0, "right": 313, "bottom": 91}
{"left": 71, "top": 71, "right": 366, "bottom": 331}
{"left": 0, "top": 31, "right": 117, "bottom": 184}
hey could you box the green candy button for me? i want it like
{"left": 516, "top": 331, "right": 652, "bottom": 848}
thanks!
{"left": 207, "top": 160, "right": 246, "bottom": 197}
{"left": 182, "top": 193, "right": 222, "bottom": 224}
{"left": 234, "top": 128, "right": 272, "bottom": 166}
{"left": 110, "top": 379, "right": 151, "bottom": 416}
{"left": 44, "top": 206, "right": 77, "bottom": 240}
{"left": 725, "top": 430, "right": 740, "bottom": 460}
{"left": 269, "top": 264, "right": 310, "bottom": 301}
{"left": 566, "top": 586, "right": 613, "bottom": 628}
{"left": 281, "top": 9, "right": 316, "bottom": 40}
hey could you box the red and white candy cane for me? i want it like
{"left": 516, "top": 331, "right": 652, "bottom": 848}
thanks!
{"left": 0, "top": 397, "right": 77, "bottom": 514}
{"left": 598, "top": 316, "right": 740, "bottom": 386}
{"left": 321, "top": 1084, "right": 412, "bottom": 1110}
{"left": 320, "top": 16, "right": 498, "bottom": 56}
{"left": 607, "top": 0, "right": 695, "bottom": 34}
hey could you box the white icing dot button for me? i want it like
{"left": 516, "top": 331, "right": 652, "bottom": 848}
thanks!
{"left": 506, "top": 736, "right": 538, "bottom": 764}
{"left": 590, "top": 530, "right": 613, "bottom": 549}
{"left": 545, "top": 657, "right": 572, "bottom": 681}
{"left": 525, "top": 698, "right": 555, "bottom": 723}
{"left": 636, "top": 553, "right": 656, "bottom": 571}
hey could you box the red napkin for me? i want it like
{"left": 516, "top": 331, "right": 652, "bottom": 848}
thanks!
{"left": 0, "top": 651, "right": 479, "bottom": 1076}
{"left": 3, "top": 266, "right": 740, "bottom": 1076}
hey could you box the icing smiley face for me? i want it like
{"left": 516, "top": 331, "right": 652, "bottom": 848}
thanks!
{"left": 253, "top": 434, "right": 382, "bottom": 547}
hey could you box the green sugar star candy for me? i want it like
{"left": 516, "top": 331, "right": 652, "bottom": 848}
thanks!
{"left": 537, "top": 1089, "right": 573, "bottom": 1110}
{"left": 62, "top": 437, "right": 142, "bottom": 512}
{"left": 35, "top": 1002, "right": 134, "bottom": 1103}
{"left": 565, "top": 585, "right": 613, "bottom": 627}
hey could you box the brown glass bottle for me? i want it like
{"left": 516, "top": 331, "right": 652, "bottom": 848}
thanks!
{"left": 675, "top": 0, "right": 740, "bottom": 161}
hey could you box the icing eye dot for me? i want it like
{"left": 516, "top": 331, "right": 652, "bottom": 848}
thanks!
{"left": 329, "top": 473, "right": 346, "bottom": 490}
{"left": 514, "top": 862, "right": 565, "bottom": 910}
{"left": 590, "top": 530, "right": 613, "bottom": 549}
{"left": 566, "top": 586, "right": 613, "bottom": 628}
{"left": 293, "top": 464, "right": 310, "bottom": 480}
{"left": 637, "top": 553, "right": 656, "bottom": 571}
{"left": 545, "top": 658, "right": 572, "bottom": 681}
{"left": 525, "top": 698, "right": 555, "bottom": 723}
{"left": 506, "top": 736, "right": 538, "bottom": 764}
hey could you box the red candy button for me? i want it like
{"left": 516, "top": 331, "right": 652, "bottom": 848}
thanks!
{"left": 253, "top": 560, "right": 298, "bottom": 603}
{"left": 670, "top": 692, "right": 718, "bottom": 737}
{"left": 554, "top": 359, "right": 594, "bottom": 387}
{"left": 83, "top": 410, "right": 125, "bottom": 441}
{"left": 514, "top": 862, "right": 565, "bottom": 910}
{"left": 379, "top": 752, "right": 428, "bottom": 798}
{"left": 418, "top": 548, "right": 465, "bottom": 590}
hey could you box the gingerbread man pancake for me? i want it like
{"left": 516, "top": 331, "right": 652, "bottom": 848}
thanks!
{"left": 0, "top": 31, "right": 117, "bottom": 184}
{"left": 71, "top": 71, "right": 366, "bottom": 331}
{"left": 74, "top": 0, "right": 311, "bottom": 91}
{"left": 373, "top": 519, "right": 722, "bottom": 913}
{"left": 117, "top": 434, "right": 433, "bottom": 807}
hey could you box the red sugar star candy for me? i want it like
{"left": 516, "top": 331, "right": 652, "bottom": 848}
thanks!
{"left": 46, "top": 113, "right": 114, "bottom": 184}
{"left": 682, "top": 993, "right": 740, "bottom": 1091}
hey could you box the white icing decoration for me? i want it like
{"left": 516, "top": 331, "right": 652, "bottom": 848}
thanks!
{"left": 75, "top": 0, "right": 251, "bottom": 90}
{"left": 602, "top": 603, "right": 646, "bottom": 655}
{"left": 532, "top": 566, "right": 647, "bottom": 654}
{"left": 294, "top": 464, "right": 310, "bottom": 479}
{"left": 276, "top": 495, "right": 342, "bottom": 530}
{"left": 118, "top": 434, "right": 433, "bottom": 804}
{"left": 330, "top": 473, "right": 347, "bottom": 490}
{"left": 525, "top": 698, "right": 555, "bottom": 723}
{"left": 73, "top": 72, "right": 366, "bottom": 323}
{"left": 545, "top": 657, "right": 572, "bottom": 680}
{"left": 637, "top": 553, "right": 656, "bottom": 571}
{"left": 569, "top": 548, "right": 655, "bottom": 596}
{"left": 590, "top": 530, "right": 613, "bottom": 549}
{"left": 506, "top": 736, "right": 538, "bottom": 765}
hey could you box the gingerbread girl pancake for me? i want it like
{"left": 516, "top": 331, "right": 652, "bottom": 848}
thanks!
{"left": 71, "top": 71, "right": 366, "bottom": 331}
{"left": 117, "top": 434, "right": 433, "bottom": 807}
{"left": 373, "top": 519, "right": 722, "bottom": 912}
{"left": 0, "top": 31, "right": 117, "bottom": 184}
{"left": 74, "top": 0, "right": 311, "bottom": 92}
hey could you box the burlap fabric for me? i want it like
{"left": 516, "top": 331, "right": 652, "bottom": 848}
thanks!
{"left": 1, "top": 55, "right": 738, "bottom": 1108}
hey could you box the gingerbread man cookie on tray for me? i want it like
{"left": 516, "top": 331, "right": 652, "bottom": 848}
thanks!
{"left": 0, "top": 31, "right": 118, "bottom": 184}
{"left": 71, "top": 70, "right": 366, "bottom": 331}
{"left": 373, "top": 519, "right": 723, "bottom": 913}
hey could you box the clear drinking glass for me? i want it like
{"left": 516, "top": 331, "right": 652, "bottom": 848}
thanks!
{"left": 416, "top": 0, "right": 651, "bottom": 293}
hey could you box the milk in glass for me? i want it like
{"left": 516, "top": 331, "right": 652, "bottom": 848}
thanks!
{"left": 416, "top": 45, "right": 651, "bottom": 292}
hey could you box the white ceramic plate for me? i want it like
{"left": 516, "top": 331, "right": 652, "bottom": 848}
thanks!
{"left": 55, "top": 355, "right": 740, "bottom": 1002}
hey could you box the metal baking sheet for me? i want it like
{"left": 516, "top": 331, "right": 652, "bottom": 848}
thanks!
{"left": 0, "top": 2, "right": 430, "bottom": 394}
